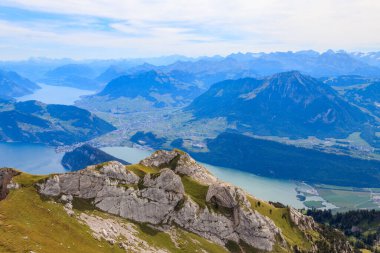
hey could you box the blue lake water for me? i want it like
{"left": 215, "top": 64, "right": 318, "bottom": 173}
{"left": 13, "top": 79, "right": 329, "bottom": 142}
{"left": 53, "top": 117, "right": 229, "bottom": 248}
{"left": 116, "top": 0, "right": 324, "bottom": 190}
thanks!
{"left": 0, "top": 142, "right": 65, "bottom": 174}
{"left": 17, "top": 83, "right": 95, "bottom": 105}
{"left": 0, "top": 142, "right": 305, "bottom": 208}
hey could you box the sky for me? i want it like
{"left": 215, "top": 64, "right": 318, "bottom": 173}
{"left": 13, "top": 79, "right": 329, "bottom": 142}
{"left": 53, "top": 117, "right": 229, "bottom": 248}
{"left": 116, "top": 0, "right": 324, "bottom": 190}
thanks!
{"left": 0, "top": 0, "right": 379, "bottom": 60}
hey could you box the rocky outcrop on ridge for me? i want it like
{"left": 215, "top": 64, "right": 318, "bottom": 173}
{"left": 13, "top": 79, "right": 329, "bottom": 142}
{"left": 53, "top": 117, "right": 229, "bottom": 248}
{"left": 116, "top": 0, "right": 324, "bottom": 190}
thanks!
{"left": 38, "top": 150, "right": 282, "bottom": 251}
{"left": 140, "top": 149, "right": 217, "bottom": 185}
{"left": 37, "top": 149, "right": 353, "bottom": 252}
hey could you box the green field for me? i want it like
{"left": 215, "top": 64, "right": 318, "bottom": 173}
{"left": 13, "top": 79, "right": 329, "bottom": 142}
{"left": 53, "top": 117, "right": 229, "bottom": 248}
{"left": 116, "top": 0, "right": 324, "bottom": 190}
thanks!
{"left": 345, "top": 132, "right": 372, "bottom": 148}
{"left": 304, "top": 201, "right": 325, "bottom": 209}
{"left": 315, "top": 185, "right": 380, "bottom": 212}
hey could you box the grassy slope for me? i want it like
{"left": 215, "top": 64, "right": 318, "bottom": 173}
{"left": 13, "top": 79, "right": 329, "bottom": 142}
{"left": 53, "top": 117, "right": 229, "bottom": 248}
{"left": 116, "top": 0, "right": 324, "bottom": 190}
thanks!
{"left": 247, "top": 197, "right": 314, "bottom": 252}
{"left": 0, "top": 164, "right": 319, "bottom": 253}
{"left": 0, "top": 174, "right": 125, "bottom": 253}
{"left": 0, "top": 171, "right": 228, "bottom": 253}
{"left": 135, "top": 221, "right": 228, "bottom": 253}
{"left": 126, "top": 164, "right": 159, "bottom": 177}
{"left": 181, "top": 175, "right": 209, "bottom": 208}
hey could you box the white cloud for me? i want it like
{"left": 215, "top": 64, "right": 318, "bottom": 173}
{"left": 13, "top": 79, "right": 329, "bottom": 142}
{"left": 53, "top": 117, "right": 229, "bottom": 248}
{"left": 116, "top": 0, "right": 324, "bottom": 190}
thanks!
{"left": 0, "top": 0, "right": 379, "bottom": 59}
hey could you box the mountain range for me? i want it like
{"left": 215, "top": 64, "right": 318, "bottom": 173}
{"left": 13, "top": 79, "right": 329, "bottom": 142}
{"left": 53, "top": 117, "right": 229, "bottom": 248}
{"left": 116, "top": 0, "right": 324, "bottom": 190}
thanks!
{"left": 88, "top": 70, "right": 202, "bottom": 109}
{"left": 186, "top": 71, "right": 371, "bottom": 138}
{"left": 94, "top": 50, "right": 380, "bottom": 88}
{"left": 0, "top": 100, "right": 115, "bottom": 145}
{"left": 40, "top": 64, "right": 102, "bottom": 90}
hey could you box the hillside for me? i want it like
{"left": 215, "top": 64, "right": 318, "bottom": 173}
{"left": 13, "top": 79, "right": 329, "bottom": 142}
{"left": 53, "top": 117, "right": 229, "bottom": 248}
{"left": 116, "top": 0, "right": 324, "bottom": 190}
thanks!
{"left": 0, "top": 150, "right": 353, "bottom": 253}
{"left": 186, "top": 71, "right": 371, "bottom": 138}
{"left": 187, "top": 132, "right": 380, "bottom": 188}
{"left": 307, "top": 209, "right": 380, "bottom": 252}
{"left": 321, "top": 75, "right": 375, "bottom": 87}
{"left": 345, "top": 81, "right": 380, "bottom": 117}
{"left": 78, "top": 70, "right": 202, "bottom": 112}
{"left": 130, "top": 131, "right": 168, "bottom": 149}
{"left": 0, "top": 69, "right": 40, "bottom": 99}
{"left": 0, "top": 100, "right": 115, "bottom": 145}
{"left": 61, "top": 144, "right": 129, "bottom": 171}
{"left": 97, "top": 70, "right": 201, "bottom": 107}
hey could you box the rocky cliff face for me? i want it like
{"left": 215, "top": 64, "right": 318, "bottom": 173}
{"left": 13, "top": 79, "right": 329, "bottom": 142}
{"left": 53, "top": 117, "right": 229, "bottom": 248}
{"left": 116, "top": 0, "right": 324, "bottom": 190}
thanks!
{"left": 38, "top": 151, "right": 280, "bottom": 251}
{"left": 35, "top": 149, "right": 352, "bottom": 252}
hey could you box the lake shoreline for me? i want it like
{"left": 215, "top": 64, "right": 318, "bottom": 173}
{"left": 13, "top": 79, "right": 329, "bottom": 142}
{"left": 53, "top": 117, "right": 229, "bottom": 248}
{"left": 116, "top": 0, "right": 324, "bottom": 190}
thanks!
{"left": 1, "top": 141, "right": 379, "bottom": 212}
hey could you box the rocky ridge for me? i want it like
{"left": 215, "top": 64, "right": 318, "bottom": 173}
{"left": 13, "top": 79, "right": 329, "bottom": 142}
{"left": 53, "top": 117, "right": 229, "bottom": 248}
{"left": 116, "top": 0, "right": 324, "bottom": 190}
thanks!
{"left": 0, "top": 150, "right": 353, "bottom": 252}
{"left": 35, "top": 149, "right": 352, "bottom": 252}
{"left": 38, "top": 153, "right": 278, "bottom": 251}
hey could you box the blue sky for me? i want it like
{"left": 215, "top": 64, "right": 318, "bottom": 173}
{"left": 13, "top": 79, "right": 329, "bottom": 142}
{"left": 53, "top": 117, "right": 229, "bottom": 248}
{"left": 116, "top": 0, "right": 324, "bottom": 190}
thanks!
{"left": 0, "top": 0, "right": 379, "bottom": 60}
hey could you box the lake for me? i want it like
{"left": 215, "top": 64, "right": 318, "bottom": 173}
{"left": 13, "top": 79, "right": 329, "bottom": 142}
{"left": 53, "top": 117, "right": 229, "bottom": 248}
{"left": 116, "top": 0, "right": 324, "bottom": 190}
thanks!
{"left": 0, "top": 142, "right": 65, "bottom": 174}
{"left": 17, "top": 83, "right": 95, "bottom": 105}
{"left": 0, "top": 143, "right": 320, "bottom": 209}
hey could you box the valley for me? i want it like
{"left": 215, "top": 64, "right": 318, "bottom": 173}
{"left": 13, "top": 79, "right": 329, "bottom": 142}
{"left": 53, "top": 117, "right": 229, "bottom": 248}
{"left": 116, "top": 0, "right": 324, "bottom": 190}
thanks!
{"left": 1, "top": 51, "right": 380, "bottom": 252}
{"left": 2, "top": 74, "right": 380, "bottom": 214}
{"left": 1, "top": 139, "right": 378, "bottom": 213}
{"left": 1, "top": 1, "right": 380, "bottom": 251}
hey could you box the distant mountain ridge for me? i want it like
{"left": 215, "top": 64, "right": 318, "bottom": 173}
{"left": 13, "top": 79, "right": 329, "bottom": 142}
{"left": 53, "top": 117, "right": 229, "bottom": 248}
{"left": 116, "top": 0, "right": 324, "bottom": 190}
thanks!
{"left": 0, "top": 69, "right": 40, "bottom": 99}
{"left": 95, "top": 70, "right": 202, "bottom": 108}
{"left": 40, "top": 64, "right": 102, "bottom": 90}
{"left": 0, "top": 100, "right": 115, "bottom": 145}
{"left": 93, "top": 50, "right": 380, "bottom": 90}
{"left": 186, "top": 71, "right": 371, "bottom": 138}
{"left": 1, "top": 50, "right": 380, "bottom": 92}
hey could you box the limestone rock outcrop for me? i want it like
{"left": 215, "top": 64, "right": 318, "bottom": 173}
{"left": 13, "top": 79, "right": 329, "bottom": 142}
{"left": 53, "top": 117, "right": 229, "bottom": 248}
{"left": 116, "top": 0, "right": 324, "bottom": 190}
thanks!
{"left": 37, "top": 150, "right": 325, "bottom": 252}
{"left": 140, "top": 149, "right": 217, "bottom": 185}
{"left": 289, "top": 207, "right": 317, "bottom": 231}
{"left": 206, "top": 182, "right": 247, "bottom": 209}
{"left": 36, "top": 150, "right": 351, "bottom": 252}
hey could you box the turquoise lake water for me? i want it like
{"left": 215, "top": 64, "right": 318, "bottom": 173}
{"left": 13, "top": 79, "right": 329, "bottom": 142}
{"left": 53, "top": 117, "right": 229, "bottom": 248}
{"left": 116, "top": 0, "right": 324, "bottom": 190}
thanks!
{"left": 0, "top": 142, "right": 65, "bottom": 174}
{"left": 0, "top": 143, "right": 306, "bottom": 208}
{"left": 18, "top": 83, "right": 95, "bottom": 105}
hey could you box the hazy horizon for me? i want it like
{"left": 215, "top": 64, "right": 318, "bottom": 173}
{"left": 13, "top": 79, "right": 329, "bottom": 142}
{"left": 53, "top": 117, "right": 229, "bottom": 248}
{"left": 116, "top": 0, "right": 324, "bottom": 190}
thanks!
{"left": 0, "top": 0, "right": 379, "bottom": 60}
{"left": 0, "top": 49, "right": 378, "bottom": 62}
